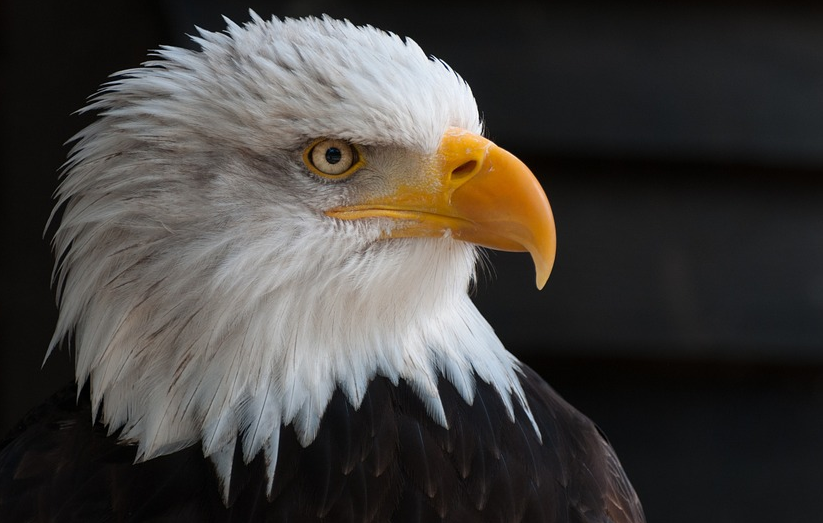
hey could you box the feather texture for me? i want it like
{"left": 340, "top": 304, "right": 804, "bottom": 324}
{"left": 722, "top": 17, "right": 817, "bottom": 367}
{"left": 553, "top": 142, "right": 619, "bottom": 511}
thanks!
{"left": 4, "top": 12, "right": 645, "bottom": 522}
{"left": 45, "top": 14, "right": 530, "bottom": 493}
{"left": 0, "top": 368, "right": 644, "bottom": 522}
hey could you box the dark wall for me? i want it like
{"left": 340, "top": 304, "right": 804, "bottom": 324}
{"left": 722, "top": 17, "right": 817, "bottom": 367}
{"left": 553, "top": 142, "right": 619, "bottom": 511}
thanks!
{"left": 3, "top": 2, "right": 823, "bottom": 522}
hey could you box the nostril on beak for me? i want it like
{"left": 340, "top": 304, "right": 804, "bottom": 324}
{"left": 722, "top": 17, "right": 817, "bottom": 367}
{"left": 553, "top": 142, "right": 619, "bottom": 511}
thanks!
{"left": 451, "top": 159, "right": 478, "bottom": 179}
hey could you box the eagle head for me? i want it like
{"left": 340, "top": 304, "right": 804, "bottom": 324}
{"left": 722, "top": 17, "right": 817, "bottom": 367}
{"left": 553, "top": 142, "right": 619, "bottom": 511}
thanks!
{"left": 48, "top": 13, "right": 555, "bottom": 494}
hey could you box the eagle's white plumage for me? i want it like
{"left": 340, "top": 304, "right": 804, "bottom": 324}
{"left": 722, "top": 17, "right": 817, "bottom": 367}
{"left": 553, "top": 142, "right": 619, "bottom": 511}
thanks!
{"left": 48, "top": 13, "right": 535, "bottom": 495}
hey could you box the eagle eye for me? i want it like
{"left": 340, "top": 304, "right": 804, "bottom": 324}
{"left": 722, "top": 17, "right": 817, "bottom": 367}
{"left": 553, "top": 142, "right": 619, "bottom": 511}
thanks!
{"left": 303, "top": 139, "right": 364, "bottom": 179}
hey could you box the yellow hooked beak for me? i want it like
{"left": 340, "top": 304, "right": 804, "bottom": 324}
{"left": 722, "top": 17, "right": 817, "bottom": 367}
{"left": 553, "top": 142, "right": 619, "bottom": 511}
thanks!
{"left": 325, "top": 128, "right": 556, "bottom": 289}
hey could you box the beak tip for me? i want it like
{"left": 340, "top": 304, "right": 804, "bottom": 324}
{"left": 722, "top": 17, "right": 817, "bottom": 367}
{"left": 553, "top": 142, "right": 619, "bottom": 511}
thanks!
{"left": 532, "top": 246, "right": 555, "bottom": 291}
{"left": 535, "top": 266, "right": 551, "bottom": 290}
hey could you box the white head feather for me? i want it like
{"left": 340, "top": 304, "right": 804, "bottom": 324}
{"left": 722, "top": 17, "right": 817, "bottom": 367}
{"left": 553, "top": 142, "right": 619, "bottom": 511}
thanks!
{"left": 49, "top": 13, "right": 536, "bottom": 496}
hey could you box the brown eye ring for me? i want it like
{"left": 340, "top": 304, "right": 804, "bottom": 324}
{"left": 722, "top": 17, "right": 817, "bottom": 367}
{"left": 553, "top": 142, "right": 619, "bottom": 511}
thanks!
{"left": 303, "top": 139, "right": 364, "bottom": 179}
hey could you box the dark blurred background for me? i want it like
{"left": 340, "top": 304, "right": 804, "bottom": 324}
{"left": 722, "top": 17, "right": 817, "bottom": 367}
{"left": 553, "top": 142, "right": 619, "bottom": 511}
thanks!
{"left": 3, "top": 1, "right": 823, "bottom": 521}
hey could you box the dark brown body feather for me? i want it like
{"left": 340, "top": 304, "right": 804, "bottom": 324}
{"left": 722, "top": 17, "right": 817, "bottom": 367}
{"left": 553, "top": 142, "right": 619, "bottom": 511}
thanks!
{"left": 0, "top": 366, "right": 644, "bottom": 522}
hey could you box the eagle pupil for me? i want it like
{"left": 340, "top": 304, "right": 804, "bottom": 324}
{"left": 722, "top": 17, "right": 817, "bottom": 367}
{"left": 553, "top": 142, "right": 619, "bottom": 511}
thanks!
{"left": 325, "top": 147, "right": 342, "bottom": 164}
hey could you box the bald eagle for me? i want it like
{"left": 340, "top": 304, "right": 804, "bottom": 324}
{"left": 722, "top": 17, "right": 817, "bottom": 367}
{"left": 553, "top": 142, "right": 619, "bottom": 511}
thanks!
{"left": 0, "top": 13, "right": 644, "bottom": 523}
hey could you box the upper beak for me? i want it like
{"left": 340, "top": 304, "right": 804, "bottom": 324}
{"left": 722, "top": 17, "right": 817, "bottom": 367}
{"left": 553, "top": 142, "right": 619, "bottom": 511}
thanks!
{"left": 325, "top": 127, "right": 556, "bottom": 289}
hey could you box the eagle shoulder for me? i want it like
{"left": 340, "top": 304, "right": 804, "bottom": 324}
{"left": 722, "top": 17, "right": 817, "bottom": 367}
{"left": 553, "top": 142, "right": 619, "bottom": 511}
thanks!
{"left": 0, "top": 370, "right": 644, "bottom": 523}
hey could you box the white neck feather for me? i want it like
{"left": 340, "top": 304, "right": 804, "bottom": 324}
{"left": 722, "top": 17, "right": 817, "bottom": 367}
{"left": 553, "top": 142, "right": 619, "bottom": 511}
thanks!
{"left": 54, "top": 207, "right": 534, "bottom": 493}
